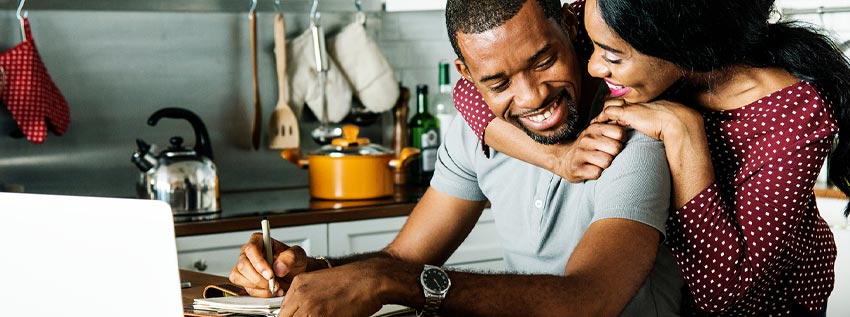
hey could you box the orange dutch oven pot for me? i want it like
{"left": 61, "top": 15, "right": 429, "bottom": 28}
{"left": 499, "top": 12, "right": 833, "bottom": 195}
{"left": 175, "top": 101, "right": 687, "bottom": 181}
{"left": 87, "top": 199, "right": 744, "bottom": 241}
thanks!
{"left": 281, "top": 125, "right": 419, "bottom": 200}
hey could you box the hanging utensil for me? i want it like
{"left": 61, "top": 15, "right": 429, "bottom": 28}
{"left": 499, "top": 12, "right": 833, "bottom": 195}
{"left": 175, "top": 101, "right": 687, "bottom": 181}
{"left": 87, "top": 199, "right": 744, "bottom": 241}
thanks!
{"left": 308, "top": 0, "right": 342, "bottom": 145}
{"left": 249, "top": 0, "right": 262, "bottom": 150}
{"left": 268, "top": 5, "right": 300, "bottom": 149}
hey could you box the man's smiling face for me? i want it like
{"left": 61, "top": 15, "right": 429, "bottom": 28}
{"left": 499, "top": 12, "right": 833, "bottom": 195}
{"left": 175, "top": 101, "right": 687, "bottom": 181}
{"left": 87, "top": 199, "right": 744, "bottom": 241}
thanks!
{"left": 455, "top": 0, "right": 582, "bottom": 144}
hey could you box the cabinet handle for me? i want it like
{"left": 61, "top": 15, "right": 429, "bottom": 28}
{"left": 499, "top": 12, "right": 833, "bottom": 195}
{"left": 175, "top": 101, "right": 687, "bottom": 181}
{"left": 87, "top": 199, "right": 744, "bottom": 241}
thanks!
{"left": 194, "top": 259, "right": 208, "bottom": 272}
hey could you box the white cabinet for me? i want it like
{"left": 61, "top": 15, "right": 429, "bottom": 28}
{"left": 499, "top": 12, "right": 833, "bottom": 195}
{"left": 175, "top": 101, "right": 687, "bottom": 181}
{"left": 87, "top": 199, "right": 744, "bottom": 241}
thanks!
{"left": 327, "top": 216, "right": 408, "bottom": 256}
{"left": 176, "top": 224, "right": 328, "bottom": 277}
{"left": 177, "top": 210, "right": 503, "bottom": 277}
{"left": 328, "top": 209, "right": 504, "bottom": 271}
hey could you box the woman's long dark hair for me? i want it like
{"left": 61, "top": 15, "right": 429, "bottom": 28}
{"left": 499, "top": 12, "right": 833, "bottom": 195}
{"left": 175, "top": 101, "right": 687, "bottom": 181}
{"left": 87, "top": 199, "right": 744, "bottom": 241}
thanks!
{"left": 598, "top": 0, "right": 850, "bottom": 216}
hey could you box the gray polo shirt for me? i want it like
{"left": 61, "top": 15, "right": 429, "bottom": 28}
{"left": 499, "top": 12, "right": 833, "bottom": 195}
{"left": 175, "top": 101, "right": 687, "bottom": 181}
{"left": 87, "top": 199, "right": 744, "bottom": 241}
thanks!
{"left": 431, "top": 114, "right": 684, "bottom": 316}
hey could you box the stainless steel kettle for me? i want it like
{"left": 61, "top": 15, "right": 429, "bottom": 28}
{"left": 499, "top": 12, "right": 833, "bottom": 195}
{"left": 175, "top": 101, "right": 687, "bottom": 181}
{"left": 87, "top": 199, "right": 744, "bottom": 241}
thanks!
{"left": 131, "top": 108, "right": 220, "bottom": 221}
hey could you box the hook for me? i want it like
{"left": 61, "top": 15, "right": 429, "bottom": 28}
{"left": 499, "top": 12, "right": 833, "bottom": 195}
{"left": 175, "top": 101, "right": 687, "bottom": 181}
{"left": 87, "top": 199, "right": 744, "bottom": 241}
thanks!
{"left": 249, "top": 0, "right": 257, "bottom": 16}
{"left": 274, "top": 0, "right": 282, "bottom": 13}
{"left": 310, "top": 0, "right": 320, "bottom": 24}
{"left": 354, "top": 0, "right": 365, "bottom": 26}
{"left": 16, "top": 0, "right": 28, "bottom": 41}
{"left": 817, "top": 6, "right": 826, "bottom": 27}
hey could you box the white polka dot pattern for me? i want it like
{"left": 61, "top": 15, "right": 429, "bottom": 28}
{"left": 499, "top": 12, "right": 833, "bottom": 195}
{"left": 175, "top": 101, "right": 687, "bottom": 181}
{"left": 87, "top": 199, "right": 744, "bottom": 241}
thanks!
{"left": 0, "top": 18, "right": 70, "bottom": 144}
{"left": 453, "top": 78, "right": 495, "bottom": 157}
{"left": 666, "top": 81, "right": 838, "bottom": 316}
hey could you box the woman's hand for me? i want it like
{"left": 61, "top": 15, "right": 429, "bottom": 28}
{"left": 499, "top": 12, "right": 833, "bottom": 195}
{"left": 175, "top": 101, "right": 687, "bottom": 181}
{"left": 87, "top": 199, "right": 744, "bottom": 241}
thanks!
{"left": 547, "top": 122, "right": 626, "bottom": 182}
{"left": 594, "top": 98, "right": 714, "bottom": 208}
{"left": 593, "top": 99, "right": 704, "bottom": 142}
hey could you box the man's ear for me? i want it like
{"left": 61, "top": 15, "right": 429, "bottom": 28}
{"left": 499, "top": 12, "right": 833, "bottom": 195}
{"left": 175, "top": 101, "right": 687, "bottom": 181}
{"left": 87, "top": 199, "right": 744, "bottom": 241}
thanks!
{"left": 561, "top": 3, "right": 578, "bottom": 40}
{"left": 453, "top": 58, "right": 474, "bottom": 83}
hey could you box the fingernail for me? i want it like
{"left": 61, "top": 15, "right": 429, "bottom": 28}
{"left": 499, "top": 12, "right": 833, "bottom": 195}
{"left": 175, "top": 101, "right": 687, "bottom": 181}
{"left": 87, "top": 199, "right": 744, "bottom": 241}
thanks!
{"left": 275, "top": 262, "right": 288, "bottom": 275}
{"left": 262, "top": 269, "right": 272, "bottom": 280}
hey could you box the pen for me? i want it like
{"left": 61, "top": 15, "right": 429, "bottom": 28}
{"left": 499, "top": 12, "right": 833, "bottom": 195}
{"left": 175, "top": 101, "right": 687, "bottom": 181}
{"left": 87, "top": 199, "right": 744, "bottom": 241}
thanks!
{"left": 261, "top": 217, "right": 275, "bottom": 293}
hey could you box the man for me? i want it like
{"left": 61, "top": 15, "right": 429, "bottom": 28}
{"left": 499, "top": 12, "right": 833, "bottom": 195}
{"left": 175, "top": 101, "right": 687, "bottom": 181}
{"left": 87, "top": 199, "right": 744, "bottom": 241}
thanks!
{"left": 230, "top": 0, "right": 684, "bottom": 316}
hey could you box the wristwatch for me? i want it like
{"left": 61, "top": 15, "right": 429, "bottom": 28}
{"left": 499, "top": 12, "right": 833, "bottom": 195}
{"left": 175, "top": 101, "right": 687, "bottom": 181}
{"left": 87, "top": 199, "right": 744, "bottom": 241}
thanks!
{"left": 418, "top": 265, "right": 451, "bottom": 317}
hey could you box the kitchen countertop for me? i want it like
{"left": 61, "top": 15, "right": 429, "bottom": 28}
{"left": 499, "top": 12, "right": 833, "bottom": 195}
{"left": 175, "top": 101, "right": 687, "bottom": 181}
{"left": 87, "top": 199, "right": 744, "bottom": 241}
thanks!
{"left": 175, "top": 185, "right": 428, "bottom": 237}
{"left": 175, "top": 181, "right": 846, "bottom": 237}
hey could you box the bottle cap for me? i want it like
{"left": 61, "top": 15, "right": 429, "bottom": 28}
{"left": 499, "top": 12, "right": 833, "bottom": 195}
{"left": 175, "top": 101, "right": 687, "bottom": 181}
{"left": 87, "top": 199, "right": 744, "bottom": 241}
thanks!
{"left": 438, "top": 61, "right": 450, "bottom": 86}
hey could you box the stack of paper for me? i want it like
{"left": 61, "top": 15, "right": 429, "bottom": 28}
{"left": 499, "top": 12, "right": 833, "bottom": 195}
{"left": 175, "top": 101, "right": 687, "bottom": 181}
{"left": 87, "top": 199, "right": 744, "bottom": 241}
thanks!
{"left": 193, "top": 296, "right": 283, "bottom": 316}
{"left": 193, "top": 296, "right": 413, "bottom": 317}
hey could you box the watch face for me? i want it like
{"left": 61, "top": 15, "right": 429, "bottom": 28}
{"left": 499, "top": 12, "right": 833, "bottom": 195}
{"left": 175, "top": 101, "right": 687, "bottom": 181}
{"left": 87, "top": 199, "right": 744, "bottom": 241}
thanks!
{"left": 421, "top": 267, "right": 450, "bottom": 294}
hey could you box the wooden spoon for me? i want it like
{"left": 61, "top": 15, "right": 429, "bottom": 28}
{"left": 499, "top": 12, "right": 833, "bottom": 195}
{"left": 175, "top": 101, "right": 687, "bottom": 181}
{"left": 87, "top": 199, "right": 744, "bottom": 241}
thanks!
{"left": 249, "top": 6, "right": 261, "bottom": 150}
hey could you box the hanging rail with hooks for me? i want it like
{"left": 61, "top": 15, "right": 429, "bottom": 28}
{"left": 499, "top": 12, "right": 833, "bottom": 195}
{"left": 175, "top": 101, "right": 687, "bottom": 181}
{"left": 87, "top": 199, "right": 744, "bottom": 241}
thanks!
{"left": 0, "top": 0, "right": 381, "bottom": 13}
{"left": 782, "top": 6, "right": 850, "bottom": 16}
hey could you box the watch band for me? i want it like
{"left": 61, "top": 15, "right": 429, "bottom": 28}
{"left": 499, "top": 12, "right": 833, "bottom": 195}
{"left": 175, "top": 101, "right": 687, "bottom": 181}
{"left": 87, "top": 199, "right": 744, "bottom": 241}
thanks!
{"left": 418, "top": 294, "right": 443, "bottom": 317}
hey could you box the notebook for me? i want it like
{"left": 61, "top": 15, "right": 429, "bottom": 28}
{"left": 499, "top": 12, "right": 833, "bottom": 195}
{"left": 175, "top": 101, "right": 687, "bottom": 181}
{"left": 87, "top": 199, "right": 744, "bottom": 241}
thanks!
{"left": 193, "top": 295, "right": 413, "bottom": 317}
{"left": 0, "top": 192, "right": 183, "bottom": 317}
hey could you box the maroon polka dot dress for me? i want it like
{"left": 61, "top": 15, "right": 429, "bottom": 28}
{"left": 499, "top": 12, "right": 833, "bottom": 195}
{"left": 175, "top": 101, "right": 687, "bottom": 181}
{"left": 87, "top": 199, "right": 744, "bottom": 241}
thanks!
{"left": 667, "top": 81, "right": 837, "bottom": 316}
{"left": 450, "top": 1, "right": 838, "bottom": 314}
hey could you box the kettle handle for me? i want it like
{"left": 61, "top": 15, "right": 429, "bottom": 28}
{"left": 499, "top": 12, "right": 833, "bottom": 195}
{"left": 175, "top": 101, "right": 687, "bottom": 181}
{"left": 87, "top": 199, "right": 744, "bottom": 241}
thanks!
{"left": 148, "top": 108, "right": 214, "bottom": 160}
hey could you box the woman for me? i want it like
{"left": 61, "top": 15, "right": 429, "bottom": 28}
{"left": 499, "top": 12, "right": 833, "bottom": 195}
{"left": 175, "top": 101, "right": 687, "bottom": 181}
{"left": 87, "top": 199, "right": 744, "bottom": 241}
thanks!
{"left": 451, "top": 0, "right": 850, "bottom": 315}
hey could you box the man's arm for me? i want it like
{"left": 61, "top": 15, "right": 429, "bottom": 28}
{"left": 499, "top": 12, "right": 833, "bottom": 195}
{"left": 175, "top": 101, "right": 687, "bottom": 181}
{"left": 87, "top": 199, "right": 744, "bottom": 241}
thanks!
{"left": 280, "top": 217, "right": 661, "bottom": 317}
{"left": 229, "top": 188, "right": 488, "bottom": 297}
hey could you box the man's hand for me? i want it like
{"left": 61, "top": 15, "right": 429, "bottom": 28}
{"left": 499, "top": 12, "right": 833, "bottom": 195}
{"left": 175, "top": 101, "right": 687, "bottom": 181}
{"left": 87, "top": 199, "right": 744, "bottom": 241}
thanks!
{"left": 549, "top": 122, "right": 625, "bottom": 182}
{"left": 229, "top": 233, "right": 310, "bottom": 297}
{"left": 278, "top": 258, "right": 415, "bottom": 317}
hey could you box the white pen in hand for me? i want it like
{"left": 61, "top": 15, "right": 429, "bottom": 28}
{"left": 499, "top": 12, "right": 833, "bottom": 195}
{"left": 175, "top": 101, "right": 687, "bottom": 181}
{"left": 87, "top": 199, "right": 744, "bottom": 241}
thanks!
{"left": 261, "top": 217, "right": 276, "bottom": 294}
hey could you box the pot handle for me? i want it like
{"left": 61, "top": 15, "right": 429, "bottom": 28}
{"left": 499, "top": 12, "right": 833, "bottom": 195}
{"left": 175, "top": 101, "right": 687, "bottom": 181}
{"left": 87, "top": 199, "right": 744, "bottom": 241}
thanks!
{"left": 389, "top": 147, "right": 420, "bottom": 170}
{"left": 281, "top": 149, "right": 309, "bottom": 168}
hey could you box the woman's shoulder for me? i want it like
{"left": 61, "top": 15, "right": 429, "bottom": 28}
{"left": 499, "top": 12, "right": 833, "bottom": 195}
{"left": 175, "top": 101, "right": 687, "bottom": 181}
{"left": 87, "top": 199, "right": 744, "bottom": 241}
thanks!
{"left": 754, "top": 80, "right": 829, "bottom": 113}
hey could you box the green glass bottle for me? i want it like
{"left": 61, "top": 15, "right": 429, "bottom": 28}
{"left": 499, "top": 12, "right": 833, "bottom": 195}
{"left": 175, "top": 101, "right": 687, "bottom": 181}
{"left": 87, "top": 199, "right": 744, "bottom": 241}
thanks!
{"left": 409, "top": 84, "right": 440, "bottom": 184}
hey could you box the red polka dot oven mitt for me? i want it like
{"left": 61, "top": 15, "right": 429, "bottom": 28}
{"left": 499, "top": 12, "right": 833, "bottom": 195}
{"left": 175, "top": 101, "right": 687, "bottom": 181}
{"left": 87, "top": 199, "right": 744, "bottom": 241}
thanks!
{"left": 0, "top": 18, "right": 70, "bottom": 143}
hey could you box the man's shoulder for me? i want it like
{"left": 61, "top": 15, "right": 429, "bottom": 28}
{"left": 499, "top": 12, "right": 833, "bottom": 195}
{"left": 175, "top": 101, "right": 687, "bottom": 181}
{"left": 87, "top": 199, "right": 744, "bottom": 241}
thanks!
{"left": 593, "top": 128, "right": 669, "bottom": 187}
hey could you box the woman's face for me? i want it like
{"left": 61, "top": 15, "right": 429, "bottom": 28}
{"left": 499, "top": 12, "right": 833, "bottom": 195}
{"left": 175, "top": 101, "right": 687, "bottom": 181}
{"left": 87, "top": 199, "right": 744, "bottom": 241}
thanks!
{"left": 584, "top": 0, "right": 683, "bottom": 103}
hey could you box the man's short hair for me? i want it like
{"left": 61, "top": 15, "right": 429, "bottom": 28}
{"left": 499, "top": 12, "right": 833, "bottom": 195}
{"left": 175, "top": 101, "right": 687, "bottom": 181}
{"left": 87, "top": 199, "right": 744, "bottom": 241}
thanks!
{"left": 446, "top": 0, "right": 564, "bottom": 63}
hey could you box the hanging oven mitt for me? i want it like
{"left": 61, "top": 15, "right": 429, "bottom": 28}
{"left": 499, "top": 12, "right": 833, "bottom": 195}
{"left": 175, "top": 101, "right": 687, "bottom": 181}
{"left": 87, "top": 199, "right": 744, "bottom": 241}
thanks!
{"left": 328, "top": 13, "right": 399, "bottom": 113}
{"left": 0, "top": 18, "right": 70, "bottom": 144}
{"left": 287, "top": 27, "right": 352, "bottom": 123}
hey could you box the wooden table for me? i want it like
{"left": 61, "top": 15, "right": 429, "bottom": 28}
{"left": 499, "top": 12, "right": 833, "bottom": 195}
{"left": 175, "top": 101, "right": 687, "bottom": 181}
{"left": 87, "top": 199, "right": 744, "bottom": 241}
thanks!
{"left": 180, "top": 270, "right": 230, "bottom": 308}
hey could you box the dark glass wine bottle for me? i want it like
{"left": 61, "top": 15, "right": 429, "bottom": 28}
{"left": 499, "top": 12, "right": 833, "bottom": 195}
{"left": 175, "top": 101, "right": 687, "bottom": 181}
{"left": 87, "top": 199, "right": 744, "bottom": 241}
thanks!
{"left": 409, "top": 84, "right": 440, "bottom": 184}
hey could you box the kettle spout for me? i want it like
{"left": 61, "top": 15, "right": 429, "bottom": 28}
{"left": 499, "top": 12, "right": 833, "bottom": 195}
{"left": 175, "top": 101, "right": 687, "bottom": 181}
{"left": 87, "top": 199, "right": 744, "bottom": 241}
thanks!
{"left": 131, "top": 139, "right": 156, "bottom": 172}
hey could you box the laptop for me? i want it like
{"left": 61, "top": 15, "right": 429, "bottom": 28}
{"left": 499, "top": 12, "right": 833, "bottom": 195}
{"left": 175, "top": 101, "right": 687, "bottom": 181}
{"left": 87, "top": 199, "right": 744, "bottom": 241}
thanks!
{"left": 0, "top": 192, "right": 183, "bottom": 317}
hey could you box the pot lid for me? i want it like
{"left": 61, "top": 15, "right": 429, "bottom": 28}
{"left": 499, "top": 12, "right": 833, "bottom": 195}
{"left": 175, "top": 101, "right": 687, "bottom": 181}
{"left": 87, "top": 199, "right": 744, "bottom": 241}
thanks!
{"left": 310, "top": 125, "right": 393, "bottom": 156}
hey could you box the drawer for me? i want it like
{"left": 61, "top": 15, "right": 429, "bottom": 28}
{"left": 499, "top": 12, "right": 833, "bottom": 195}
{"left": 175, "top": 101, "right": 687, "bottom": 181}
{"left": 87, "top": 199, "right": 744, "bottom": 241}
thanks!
{"left": 176, "top": 224, "right": 327, "bottom": 277}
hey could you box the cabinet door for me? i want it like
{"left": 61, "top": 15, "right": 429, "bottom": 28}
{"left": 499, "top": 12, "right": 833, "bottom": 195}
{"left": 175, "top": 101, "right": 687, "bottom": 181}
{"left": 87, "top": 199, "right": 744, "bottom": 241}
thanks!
{"left": 176, "top": 224, "right": 328, "bottom": 277}
{"left": 328, "top": 209, "right": 503, "bottom": 271}
{"left": 328, "top": 216, "right": 408, "bottom": 256}
{"left": 444, "top": 209, "right": 503, "bottom": 271}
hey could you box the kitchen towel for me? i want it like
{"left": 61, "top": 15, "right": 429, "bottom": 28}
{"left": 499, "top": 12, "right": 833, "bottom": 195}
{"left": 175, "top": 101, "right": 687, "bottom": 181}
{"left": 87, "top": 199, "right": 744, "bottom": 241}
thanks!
{"left": 0, "top": 18, "right": 70, "bottom": 144}
{"left": 287, "top": 27, "right": 352, "bottom": 123}
{"left": 328, "top": 13, "right": 399, "bottom": 113}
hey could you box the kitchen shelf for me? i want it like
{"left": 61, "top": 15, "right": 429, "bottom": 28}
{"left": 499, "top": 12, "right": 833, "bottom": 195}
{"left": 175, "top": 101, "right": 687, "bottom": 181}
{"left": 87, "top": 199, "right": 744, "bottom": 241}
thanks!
{"left": 0, "top": 0, "right": 382, "bottom": 13}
